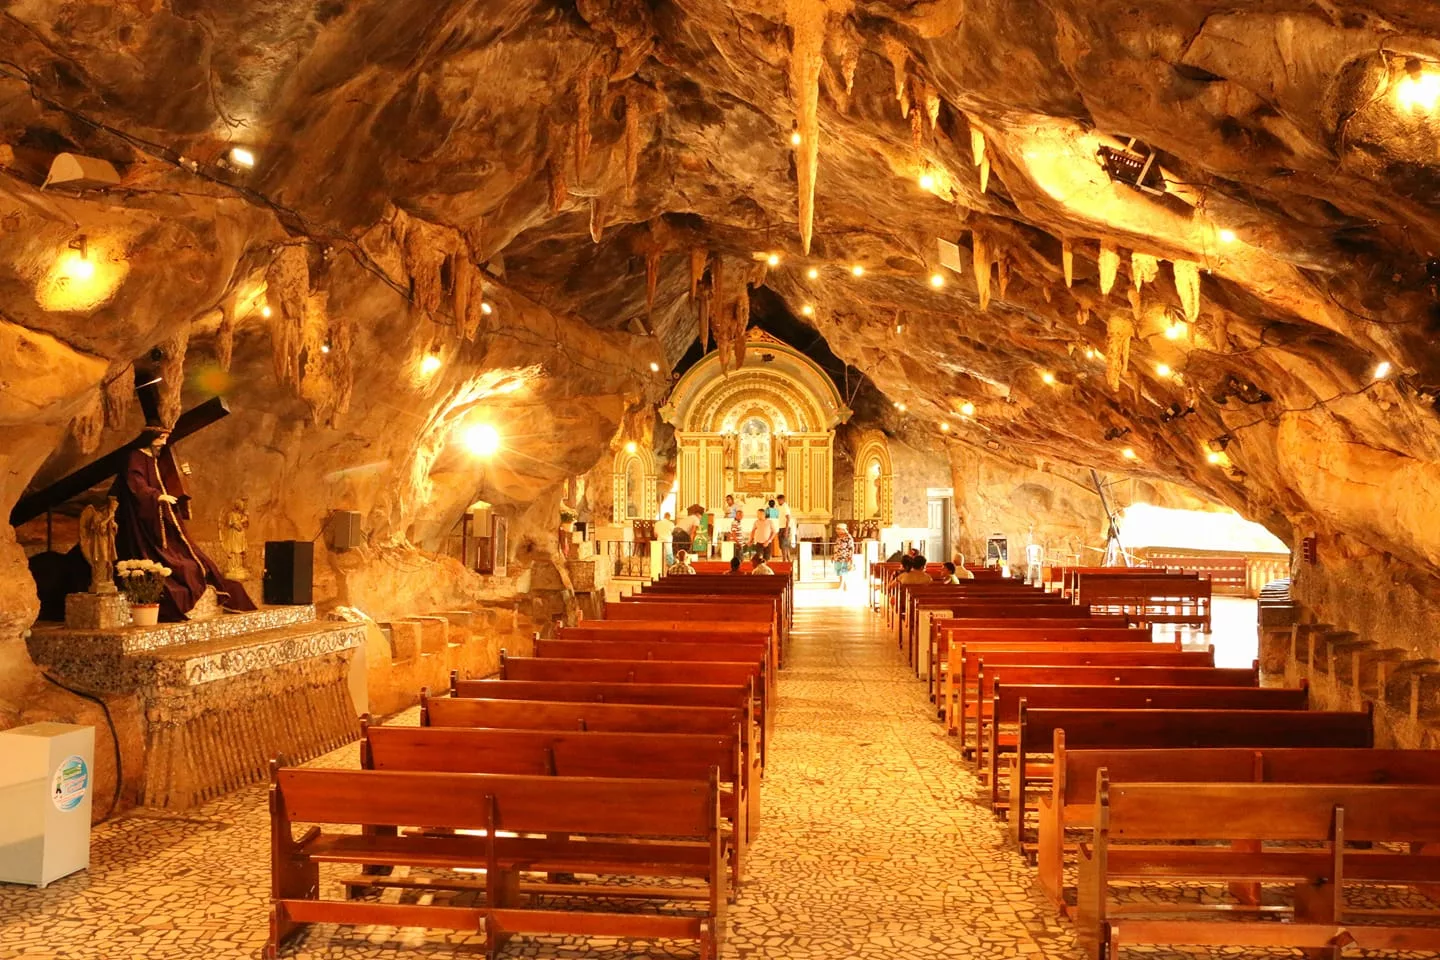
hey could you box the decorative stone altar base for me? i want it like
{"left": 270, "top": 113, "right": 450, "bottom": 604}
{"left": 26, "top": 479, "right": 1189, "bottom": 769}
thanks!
{"left": 27, "top": 606, "right": 364, "bottom": 810}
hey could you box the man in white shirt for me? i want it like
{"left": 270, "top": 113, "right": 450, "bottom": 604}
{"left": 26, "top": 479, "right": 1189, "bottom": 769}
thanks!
{"left": 655, "top": 512, "right": 675, "bottom": 565}
{"left": 775, "top": 494, "right": 793, "bottom": 561}
{"left": 749, "top": 510, "right": 775, "bottom": 559}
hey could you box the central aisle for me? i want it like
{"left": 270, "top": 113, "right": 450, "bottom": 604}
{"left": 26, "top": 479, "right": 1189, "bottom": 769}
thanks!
{"left": 723, "top": 592, "right": 1079, "bottom": 959}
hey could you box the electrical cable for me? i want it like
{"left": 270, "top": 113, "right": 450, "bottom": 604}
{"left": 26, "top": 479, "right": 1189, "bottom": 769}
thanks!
{"left": 40, "top": 672, "right": 124, "bottom": 822}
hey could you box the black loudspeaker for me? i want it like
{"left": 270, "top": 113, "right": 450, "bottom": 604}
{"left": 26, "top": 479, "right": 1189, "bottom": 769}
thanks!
{"left": 263, "top": 540, "right": 314, "bottom": 605}
{"left": 328, "top": 510, "right": 362, "bottom": 550}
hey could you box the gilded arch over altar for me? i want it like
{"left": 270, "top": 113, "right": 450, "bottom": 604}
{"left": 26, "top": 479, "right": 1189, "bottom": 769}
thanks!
{"left": 660, "top": 329, "right": 851, "bottom": 528}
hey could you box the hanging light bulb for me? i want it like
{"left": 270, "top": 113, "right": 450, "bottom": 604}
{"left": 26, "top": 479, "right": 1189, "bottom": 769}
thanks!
{"left": 1156, "top": 363, "right": 1172, "bottom": 378}
{"left": 1121, "top": 447, "right": 1137, "bottom": 460}
{"left": 420, "top": 352, "right": 443, "bottom": 376}
{"left": 919, "top": 172, "right": 936, "bottom": 191}
{"left": 1084, "top": 346, "right": 1096, "bottom": 360}
{"left": 851, "top": 264, "right": 865, "bottom": 277}
{"left": 1040, "top": 371, "right": 1056, "bottom": 385}
{"left": 790, "top": 131, "right": 803, "bottom": 146}
{"left": 1164, "top": 321, "right": 1185, "bottom": 340}
{"left": 625, "top": 440, "right": 638, "bottom": 454}
{"left": 929, "top": 272, "right": 945, "bottom": 288}
{"left": 807, "top": 267, "right": 819, "bottom": 280}
{"left": 649, "top": 361, "right": 661, "bottom": 372}
{"left": 1396, "top": 60, "right": 1440, "bottom": 112}
{"left": 260, "top": 303, "right": 273, "bottom": 318}
{"left": 801, "top": 304, "right": 815, "bottom": 316}
{"left": 939, "top": 422, "right": 950, "bottom": 432}
{"left": 320, "top": 343, "right": 331, "bottom": 355}
{"left": 960, "top": 401, "right": 976, "bottom": 417}
{"left": 229, "top": 147, "right": 256, "bottom": 168}
{"left": 1217, "top": 228, "right": 1238, "bottom": 244}
{"left": 481, "top": 301, "right": 493, "bottom": 316}
{"left": 767, "top": 253, "right": 781, "bottom": 267}
{"left": 1374, "top": 360, "right": 1393, "bottom": 380}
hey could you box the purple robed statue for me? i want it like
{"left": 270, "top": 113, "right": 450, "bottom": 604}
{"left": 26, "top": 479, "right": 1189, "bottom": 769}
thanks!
{"left": 110, "top": 422, "right": 255, "bottom": 621}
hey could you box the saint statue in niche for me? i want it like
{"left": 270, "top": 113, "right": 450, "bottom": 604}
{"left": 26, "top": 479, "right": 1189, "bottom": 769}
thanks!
{"left": 110, "top": 419, "right": 256, "bottom": 621}
{"left": 625, "top": 458, "right": 643, "bottom": 519}
{"left": 737, "top": 417, "right": 771, "bottom": 472}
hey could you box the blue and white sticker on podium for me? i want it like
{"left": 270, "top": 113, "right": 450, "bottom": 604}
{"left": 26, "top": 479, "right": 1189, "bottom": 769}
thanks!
{"left": 52, "top": 755, "right": 88, "bottom": 812}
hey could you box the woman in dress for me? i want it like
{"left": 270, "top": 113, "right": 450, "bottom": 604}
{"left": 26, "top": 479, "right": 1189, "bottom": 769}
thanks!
{"left": 833, "top": 522, "right": 855, "bottom": 590}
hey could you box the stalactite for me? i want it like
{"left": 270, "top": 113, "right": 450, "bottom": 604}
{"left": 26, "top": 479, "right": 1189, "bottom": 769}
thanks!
{"left": 1062, "top": 240, "right": 1074, "bottom": 288}
{"left": 924, "top": 83, "right": 941, "bottom": 133}
{"left": 1077, "top": 305, "right": 1090, "bottom": 326}
{"left": 1171, "top": 258, "right": 1201, "bottom": 323}
{"left": 158, "top": 328, "right": 189, "bottom": 428}
{"left": 70, "top": 388, "right": 104, "bottom": 455}
{"left": 839, "top": 35, "right": 858, "bottom": 94}
{"left": 911, "top": 105, "right": 924, "bottom": 159}
{"left": 645, "top": 247, "right": 661, "bottom": 316}
{"left": 548, "top": 157, "right": 568, "bottom": 213}
{"left": 787, "top": 0, "right": 828, "bottom": 255}
{"left": 711, "top": 255, "right": 728, "bottom": 369}
{"left": 398, "top": 218, "right": 448, "bottom": 318}
{"left": 972, "top": 230, "right": 992, "bottom": 311}
{"left": 453, "top": 255, "right": 485, "bottom": 341}
{"left": 1098, "top": 240, "right": 1119, "bottom": 295}
{"left": 215, "top": 297, "right": 236, "bottom": 373}
{"left": 881, "top": 36, "right": 910, "bottom": 117}
{"left": 1131, "top": 252, "right": 1160, "bottom": 291}
{"left": 267, "top": 246, "right": 309, "bottom": 388}
{"left": 589, "top": 197, "right": 605, "bottom": 243}
{"left": 1213, "top": 311, "right": 1230, "bottom": 352}
{"left": 575, "top": 60, "right": 600, "bottom": 179}
{"left": 298, "top": 291, "right": 333, "bottom": 421}
{"left": 1105, "top": 314, "right": 1134, "bottom": 391}
{"left": 103, "top": 364, "right": 132, "bottom": 429}
{"left": 1127, "top": 285, "right": 1143, "bottom": 322}
{"left": 698, "top": 286, "right": 712, "bottom": 352}
{"left": 970, "top": 127, "right": 989, "bottom": 194}
{"left": 624, "top": 97, "right": 641, "bottom": 201}
{"left": 330, "top": 318, "right": 355, "bottom": 424}
{"left": 996, "top": 256, "right": 1012, "bottom": 299}
{"left": 689, "top": 247, "right": 707, "bottom": 300}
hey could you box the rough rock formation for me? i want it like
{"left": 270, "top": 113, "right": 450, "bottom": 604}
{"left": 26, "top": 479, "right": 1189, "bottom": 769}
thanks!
{"left": 6, "top": 1, "right": 1440, "bottom": 791}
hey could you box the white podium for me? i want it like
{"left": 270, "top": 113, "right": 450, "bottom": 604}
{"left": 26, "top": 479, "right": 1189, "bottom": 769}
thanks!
{"left": 0, "top": 722, "right": 95, "bottom": 887}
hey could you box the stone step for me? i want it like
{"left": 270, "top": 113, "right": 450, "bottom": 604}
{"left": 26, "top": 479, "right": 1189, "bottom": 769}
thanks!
{"left": 131, "top": 619, "right": 365, "bottom": 689}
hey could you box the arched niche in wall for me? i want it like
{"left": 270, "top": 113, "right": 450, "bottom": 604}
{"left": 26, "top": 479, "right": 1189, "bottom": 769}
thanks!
{"left": 851, "top": 430, "right": 895, "bottom": 526}
{"left": 660, "top": 329, "right": 852, "bottom": 527}
{"left": 612, "top": 444, "right": 659, "bottom": 522}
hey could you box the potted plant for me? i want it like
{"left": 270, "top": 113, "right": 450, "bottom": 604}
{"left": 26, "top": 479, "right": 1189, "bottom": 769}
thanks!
{"left": 558, "top": 507, "right": 577, "bottom": 531}
{"left": 116, "top": 559, "right": 170, "bottom": 626}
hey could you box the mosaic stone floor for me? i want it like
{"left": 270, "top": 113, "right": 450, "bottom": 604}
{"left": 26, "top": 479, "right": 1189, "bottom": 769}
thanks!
{"left": 0, "top": 592, "right": 1423, "bottom": 960}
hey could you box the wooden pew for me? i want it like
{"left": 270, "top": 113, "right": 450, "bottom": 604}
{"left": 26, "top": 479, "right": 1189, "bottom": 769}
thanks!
{"left": 900, "top": 596, "right": 1077, "bottom": 670}
{"left": 931, "top": 623, "right": 1144, "bottom": 703}
{"left": 452, "top": 671, "right": 769, "bottom": 774}
{"left": 493, "top": 656, "right": 770, "bottom": 765}
{"left": 954, "top": 662, "right": 1257, "bottom": 742}
{"left": 1039, "top": 745, "right": 1440, "bottom": 913}
{"left": 1077, "top": 574, "right": 1212, "bottom": 632}
{"left": 903, "top": 586, "right": 1066, "bottom": 670}
{"left": 1058, "top": 565, "right": 1171, "bottom": 597}
{"left": 982, "top": 684, "right": 1310, "bottom": 808}
{"left": 1006, "top": 705, "right": 1375, "bottom": 847}
{"left": 1077, "top": 778, "right": 1440, "bottom": 959}
{"left": 607, "top": 599, "right": 783, "bottom": 668}
{"left": 360, "top": 722, "right": 755, "bottom": 883}
{"left": 944, "top": 641, "right": 1204, "bottom": 740}
{"left": 267, "top": 764, "right": 726, "bottom": 960}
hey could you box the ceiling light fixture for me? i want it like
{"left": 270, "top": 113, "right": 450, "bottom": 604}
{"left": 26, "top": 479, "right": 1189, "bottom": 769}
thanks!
{"left": 462, "top": 423, "right": 501, "bottom": 458}
{"left": 919, "top": 172, "right": 936, "bottom": 191}
{"left": 940, "top": 422, "right": 950, "bottom": 432}
{"left": 1156, "top": 363, "right": 1172, "bottom": 377}
{"left": 420, "top": 353, "right": 443, "bottom": 376}
{"left": 1217, "top": 228, "right": 1238, "bottom": 244}
{"left": 960, "top": 401, "right": 976, "bottom": 417}
{"left": 767, "top": 253, "right": 781, "bottom": 267}
{"left": 1164, "top": 321, "right": 1184, "bottom": 340}
{"left": 1121, "top": 447, "right": 1137, "bottom": 460}
{"left": 481, "top": 301, "right": 493, "bottom": 316}
{"left": 790, "top": 131, "right": 802, "bottom": 146}
{"left": 807, "top": 267, "right": 819, "bottom": 280}
{"left": 801, "top": 304, "right": 814, "bottom": 316}
{"left": 1397, "top": 59, "right": 1440, "bottom": 112}
{"left": 1040, "top": 371, "right": 1056, "bottom": 385}
{"left": 58, "top": 236, "right": 95, "bottom": 282}
{"left": 851, "top": 264, "right": 865, "bottom": 277}
{"left": 260, "top": 303, "right": 273, "bottom": 318}
{"left": 320, "top": 343, "right": 331, "bottom": 355}
{"left": 625, "top": 440, "right": 638, "bottom": 454}
{"left": 929, "top": 272, "right": 945, "bottom": 288}
{"left": 229, "top": 147, "right": 256, "bottom": 168}
{"left": 1206, "top": 450, "right": 1224, "bottom": 465}
{"left": 1374, "top": 360, "right": 1393, "bottom": 380}
{"left": 649, "top": 361, "right": 661, "bottom": 372}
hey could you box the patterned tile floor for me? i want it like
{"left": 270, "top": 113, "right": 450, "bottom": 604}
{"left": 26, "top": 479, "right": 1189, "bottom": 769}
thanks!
{"left": 0, "top": 592, "right": 1411, "bottom": 960}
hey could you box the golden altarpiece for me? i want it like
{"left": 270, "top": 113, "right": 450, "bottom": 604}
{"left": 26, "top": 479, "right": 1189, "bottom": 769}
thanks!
{"left": 660, "top": 329, "right": 851, "bottom": 529}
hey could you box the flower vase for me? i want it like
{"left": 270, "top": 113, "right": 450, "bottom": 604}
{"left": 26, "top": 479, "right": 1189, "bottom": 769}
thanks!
{"left": 129, "top": 603, "right": 160, "bottom": 627}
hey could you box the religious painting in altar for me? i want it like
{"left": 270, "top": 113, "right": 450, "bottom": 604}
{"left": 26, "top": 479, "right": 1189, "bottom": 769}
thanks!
{"left": 611, "top": 443, "right": 659, "bottom": 522}
{"left": 738, "top": 417, "right": 771, "bottom": 472}
{"left": 851, "top": 429, "right": 895, "bottom": 526}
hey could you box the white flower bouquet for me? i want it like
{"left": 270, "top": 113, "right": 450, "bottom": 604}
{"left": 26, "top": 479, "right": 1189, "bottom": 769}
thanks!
{"left": 116, "top": 559, "right": 172, "bottom": 605}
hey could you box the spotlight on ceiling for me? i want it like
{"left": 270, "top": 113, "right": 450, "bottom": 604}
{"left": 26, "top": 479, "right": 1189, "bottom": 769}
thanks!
{"left": 939, "top": 422, "right": 950, "bottom": 432}
{"left": 1397, "top": 58, "right": 1440, "bottom": 112}
{"left": 767, "top": 253, "right": 781, "bottom": 267}
{"left": 1217, "top": 228, "right": 1238, "bottom": 244}
{"left": 919, "top": 172, "right": 936, "bottom": 191}
{"left": 894, "top": 401, "right": 907, "bottom": 411}
{"left": 1097, "top": 137, "right": 1167, "bottom": 196}
{"left": 420, "top": 353, "right": 443, "bottom": 376}
{"left": 929, "top": 272, "right": 945, "bottom": 288}
{"left": 481, "top": 301, "right": 493, "bottom": 316}
{"left": 649, "top": 361, "right": 661, "bottom": 372}
{"left": 1121, "top": 447, "right": 1138, "bottom": 460}
{"left": 790, "top": 131, "right": 802, "bottom": 146}
{"left": 229, "top": 147, "right": 256, "bottom": 169}
{"left": 1040, "top": 371, "right": 1056, "bottom": 385}
{"left": 260, "top": 303, "right": 273, "bottom": 318}
{"left": 959, "top": 401, "right": 976, "bottom": 417}
{"left": 807, "top": 267, "right": 819, "bottom": 280}
{"left": 801, "top": 304, "right": 815, "bottom": 316}
{"left": 1374, "top": 360, "right": 1393, "bottom": 380}
{"left": 320, "top": 342, "right": 331, "bottom": 355}
{"left": 1164, "top": 320, "right": 1185, "bottom": 340}
{"left": 462, "top": 423, "right": 501, "bottom": 458}
{"left": 625, "top": 440, "right": 638, "bottom": 454}
{"left": 1155, "top": 363, "right": 1172, "bottom": 378}
{"left": 850, "top": 264, "right": 865, "bottom": 277}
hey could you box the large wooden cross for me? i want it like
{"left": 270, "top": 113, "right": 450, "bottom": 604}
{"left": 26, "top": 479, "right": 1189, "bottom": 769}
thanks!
{"left": 9, "top": 394, "right": 231, "bottom": 528}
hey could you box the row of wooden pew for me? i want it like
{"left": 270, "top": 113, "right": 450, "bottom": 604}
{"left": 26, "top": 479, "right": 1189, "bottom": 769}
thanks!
{"left": 883, "top": 567, "right": 1440, "bottom": 959}
{"left": 265, "top": 574, "right": 792, "bottom": 959}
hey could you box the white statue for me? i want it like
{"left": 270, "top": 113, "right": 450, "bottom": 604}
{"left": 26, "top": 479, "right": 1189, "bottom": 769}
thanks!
{"left": 78, "top": 497, "right": 119, "bottom": 594}
{"left": 219, "top": 496, "right": 250, "bottom": 581}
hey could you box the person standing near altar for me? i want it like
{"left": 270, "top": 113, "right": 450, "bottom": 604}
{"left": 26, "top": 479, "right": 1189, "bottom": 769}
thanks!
{"left": 110, "top": 419, "right": 256, "bottom": 621}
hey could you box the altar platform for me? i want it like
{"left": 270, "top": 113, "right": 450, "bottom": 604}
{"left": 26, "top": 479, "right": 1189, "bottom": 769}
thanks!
{"left": 28, "top": 606, "right": 365, "bottom": 810}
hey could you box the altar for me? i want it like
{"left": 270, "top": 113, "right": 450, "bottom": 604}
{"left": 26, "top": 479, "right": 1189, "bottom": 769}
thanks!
{"left": 660, "top": 329, "right": 851, "bottom": 533}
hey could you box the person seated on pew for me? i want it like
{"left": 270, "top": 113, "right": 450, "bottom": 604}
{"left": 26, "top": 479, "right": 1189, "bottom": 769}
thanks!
{"left": 667, "top": 548, "right": 697, "bottom": 575}
{"left": 897, "top": 554, "right": 932, "bottom": 586}
{"left": 943, "top": 560, "right": 974, "bottom": 583}
{"left": 750, "top": 548, "right": 776, "bottom": 575}
{"left": 728, "top": 554, "right": 744, "bottom": 575}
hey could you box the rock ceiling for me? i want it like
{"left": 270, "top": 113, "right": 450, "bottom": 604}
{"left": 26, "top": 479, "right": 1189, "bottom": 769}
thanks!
{"left": 4, "top": 1, "right": 1440, "bottom": 577}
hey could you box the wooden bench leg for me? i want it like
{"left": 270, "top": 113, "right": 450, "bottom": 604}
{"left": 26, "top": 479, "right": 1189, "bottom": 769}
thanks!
{"left": 1228, "top": 838, "right": 1261, "bottom": 906}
